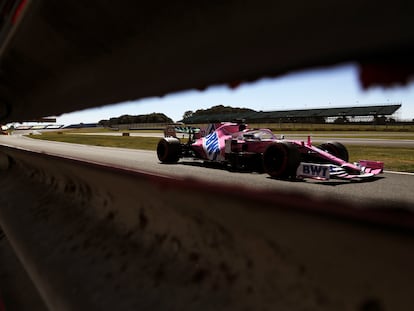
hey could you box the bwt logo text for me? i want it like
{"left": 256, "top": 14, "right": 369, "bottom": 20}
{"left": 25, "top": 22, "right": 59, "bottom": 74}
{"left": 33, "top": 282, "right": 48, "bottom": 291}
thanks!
{"left": 302, "top": 164, "right": 329, "bottom": 177}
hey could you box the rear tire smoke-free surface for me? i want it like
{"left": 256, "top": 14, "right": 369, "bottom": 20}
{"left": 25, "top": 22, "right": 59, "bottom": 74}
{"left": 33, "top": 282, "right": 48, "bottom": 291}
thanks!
{"left": 318, "top": 141, "right": 349, "bottom": 162}
{"left": 263, "top": 142, "right": 300, "bottom": 179}
{"left": 157, "top": 138, "right": 181, "bottom": 163}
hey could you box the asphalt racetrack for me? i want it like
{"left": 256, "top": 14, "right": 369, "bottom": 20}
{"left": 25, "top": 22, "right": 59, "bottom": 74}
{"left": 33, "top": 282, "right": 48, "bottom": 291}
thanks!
{"left": 1, "top": 134, "right": 413, "bottom": 209}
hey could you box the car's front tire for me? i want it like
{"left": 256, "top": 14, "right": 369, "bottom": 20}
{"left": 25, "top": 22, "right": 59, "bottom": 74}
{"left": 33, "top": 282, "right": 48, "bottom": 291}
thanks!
{"left": 262, "top": 142, "right": 300, "bottom": 179}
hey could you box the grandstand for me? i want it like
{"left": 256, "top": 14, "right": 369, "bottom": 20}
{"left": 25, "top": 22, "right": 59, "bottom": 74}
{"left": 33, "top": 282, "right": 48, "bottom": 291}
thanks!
{"left": 181, "top": 104, "right": 402, "bottom": 124}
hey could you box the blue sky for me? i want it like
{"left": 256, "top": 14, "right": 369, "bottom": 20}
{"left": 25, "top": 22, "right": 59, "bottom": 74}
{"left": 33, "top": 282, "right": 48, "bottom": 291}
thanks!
{"left": 55, "top": 63, "right": 414, "bottom": 125}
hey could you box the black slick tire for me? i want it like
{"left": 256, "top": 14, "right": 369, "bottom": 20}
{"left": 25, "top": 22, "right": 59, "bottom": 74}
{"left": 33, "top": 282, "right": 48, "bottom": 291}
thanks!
{"left": 318, "top": 141, "right": 349, "bottom": 162}
{"left": 157, "top": 138, "right": 181, "bottom": 163}
{"left": 262, "top": 142, "right": 300, "bottom": 179}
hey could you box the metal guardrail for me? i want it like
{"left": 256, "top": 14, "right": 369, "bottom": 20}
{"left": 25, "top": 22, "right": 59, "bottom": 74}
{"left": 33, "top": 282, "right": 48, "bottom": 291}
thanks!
{"left": 1, "top": 145, "right": 414, "bottom": 310}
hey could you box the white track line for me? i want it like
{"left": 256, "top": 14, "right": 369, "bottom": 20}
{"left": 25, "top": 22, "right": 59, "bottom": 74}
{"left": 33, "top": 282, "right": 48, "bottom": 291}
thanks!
{"left": 384, "top": 170, "right": 414, "bottom": 176}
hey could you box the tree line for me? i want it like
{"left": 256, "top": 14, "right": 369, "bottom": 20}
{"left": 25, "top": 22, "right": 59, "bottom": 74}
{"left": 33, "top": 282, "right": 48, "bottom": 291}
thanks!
{"left": 98, "top": 113, "right": 173, "bottom": 127}
{"left": 182, "top": 105, "right": 255, "bottom": 120}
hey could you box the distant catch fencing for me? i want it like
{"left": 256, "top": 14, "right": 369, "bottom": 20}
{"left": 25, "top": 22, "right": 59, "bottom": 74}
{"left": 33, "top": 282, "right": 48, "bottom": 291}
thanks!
{"left": 109, "top": 123, "right": 169, "bottom": 130}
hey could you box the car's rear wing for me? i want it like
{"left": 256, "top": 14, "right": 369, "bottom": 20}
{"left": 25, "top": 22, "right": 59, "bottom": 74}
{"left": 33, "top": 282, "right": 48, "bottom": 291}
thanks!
{"left": 164, "top": 124, "right": 178, "bottom": 137}
{"left": 164, "top": 124, "right": 202, "bottom": 139}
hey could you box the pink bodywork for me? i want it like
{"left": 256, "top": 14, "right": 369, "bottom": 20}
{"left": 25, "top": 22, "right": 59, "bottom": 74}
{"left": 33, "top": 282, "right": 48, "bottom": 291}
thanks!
{"left": 189, "top": 122, "right": 384, "bottom": 178}
{"left": 191, "top": 123, "right": 278, "bottom": 160}
{"left": 191, "top": 123, "right": 241, "bottom": 161}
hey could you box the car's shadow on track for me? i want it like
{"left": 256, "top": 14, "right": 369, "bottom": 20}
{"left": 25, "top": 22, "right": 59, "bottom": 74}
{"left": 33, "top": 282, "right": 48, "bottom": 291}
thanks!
{"left": 176, "top": 160, "right": 385, "bottom": 185}
{"left": 259, "top": 172, "right": 386, "bottom": 186}
{"left": 178, "top": 160, "right": 262, "bottom": 174}
{"left": 264, "top": 176, "right": 305, "bottom": 183}
{"left": 300, "top": 176, "right": 385, "bottom": 186}
{"left": 178, "top": 160, "right": 225, "bottom": 169}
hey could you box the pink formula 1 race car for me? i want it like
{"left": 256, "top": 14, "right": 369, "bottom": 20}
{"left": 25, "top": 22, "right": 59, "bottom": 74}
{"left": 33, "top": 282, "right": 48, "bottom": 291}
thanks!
{"left": 156, "top": 122, "right": 384, "bottom": 181}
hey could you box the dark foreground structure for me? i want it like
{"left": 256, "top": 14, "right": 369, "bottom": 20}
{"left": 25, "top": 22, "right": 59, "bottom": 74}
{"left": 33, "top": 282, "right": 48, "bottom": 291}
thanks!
{"left": 1, "top": 1, "right": 414, "bottom": 310}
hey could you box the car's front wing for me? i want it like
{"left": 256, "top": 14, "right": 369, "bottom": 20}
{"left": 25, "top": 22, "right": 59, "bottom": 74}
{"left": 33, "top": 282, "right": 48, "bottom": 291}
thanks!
{"left": 296, "top": 161, "right": 383, "bottom": 181}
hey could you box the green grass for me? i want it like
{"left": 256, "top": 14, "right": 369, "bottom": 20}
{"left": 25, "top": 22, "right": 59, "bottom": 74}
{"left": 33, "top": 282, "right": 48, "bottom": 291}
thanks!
{"left": 63, "top": 127, "right": 414, "bottom": 140}
{"left": 29, "top": 133, "right": 160, "bottom": 150}
{"left": 28, "top": 131, "right": 414, "bottom": 173}
{"left": 64, "top": 128, "right": 164, "bottom": 134}
{"left": 347, "top": 145, "right": 414, "bottom": 173}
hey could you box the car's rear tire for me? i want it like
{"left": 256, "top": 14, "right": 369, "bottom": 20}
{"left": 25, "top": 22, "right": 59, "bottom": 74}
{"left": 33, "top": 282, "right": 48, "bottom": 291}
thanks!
{"left": 262, "top": 142, "right": 300, "bottom": 179}
{"left": 318, "top": 141, "right": 349, "bottom": 162}
{"left": 157, "top": 138, "right": 181, "bottom": 163}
